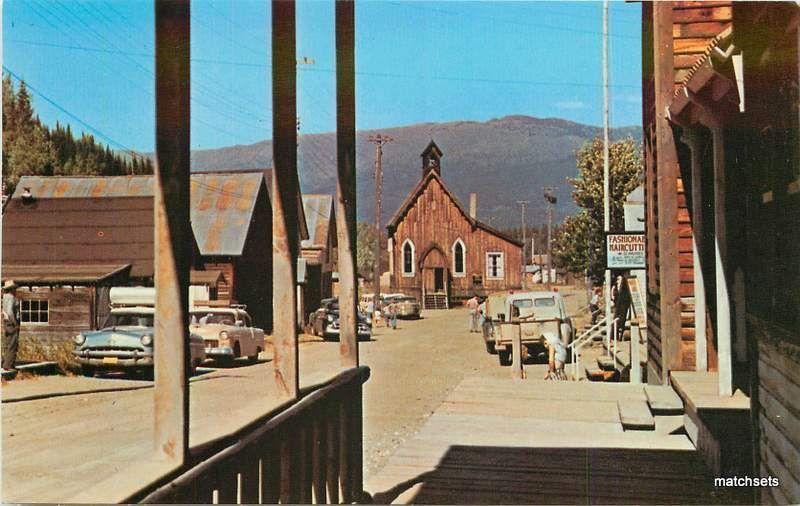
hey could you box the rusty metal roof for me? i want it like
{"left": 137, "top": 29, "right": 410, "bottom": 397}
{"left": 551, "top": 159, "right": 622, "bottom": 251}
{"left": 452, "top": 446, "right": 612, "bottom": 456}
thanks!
{"left": 301, "top": 194, "right": 334, "bottom": 249}
{"left": 2, "top": 196, "right": 154, "bottom": 278}
{"left": 13, "top": 173, "right": 269, "bottom": 257}
{"left": 2, "top": 263, "right": 132, "bottom": 285}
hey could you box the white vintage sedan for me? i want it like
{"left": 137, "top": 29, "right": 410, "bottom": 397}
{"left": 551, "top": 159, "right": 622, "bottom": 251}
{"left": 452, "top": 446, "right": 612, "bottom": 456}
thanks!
{"left": 190, "top": 307, "right": 265, "bottom": 363}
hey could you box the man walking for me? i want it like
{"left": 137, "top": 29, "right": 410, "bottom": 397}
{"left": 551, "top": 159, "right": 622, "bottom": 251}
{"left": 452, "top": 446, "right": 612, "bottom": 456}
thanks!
{"left": 466, "top": 294, "right": 479, "bottom": 333}
{"left": 2, "top": 280, "right": 21, "bottom": 372}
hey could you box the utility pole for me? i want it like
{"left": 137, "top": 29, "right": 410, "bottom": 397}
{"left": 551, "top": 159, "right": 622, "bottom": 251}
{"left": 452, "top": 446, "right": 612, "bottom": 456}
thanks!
{"left": 544, "top": 187, "right": 557, "bottom": 289}
{"left": 368, "top": 134, "right": 393, "bottom": 313}
{"left": 516, "top": 201, "right": 530, "bottom": 269}
{"left": 602, "top": 0, "right": 613, "bottom": 348}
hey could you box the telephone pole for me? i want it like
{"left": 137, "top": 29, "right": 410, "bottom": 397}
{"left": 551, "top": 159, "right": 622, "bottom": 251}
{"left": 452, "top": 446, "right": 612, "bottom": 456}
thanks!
{"left": 368, "top": 134, "right": 393, "bottom": 312}
{"left": 516, "top": 201, "right": 530, "bottom": 269}
{"left": 544, "top": 187, "right": 558, "bottom": 289}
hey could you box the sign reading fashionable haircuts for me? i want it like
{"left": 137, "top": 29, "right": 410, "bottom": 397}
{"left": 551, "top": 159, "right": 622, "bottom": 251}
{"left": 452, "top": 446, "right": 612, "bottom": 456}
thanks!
{"left": 606, "top": 233, "right": 646, "bottom": 269}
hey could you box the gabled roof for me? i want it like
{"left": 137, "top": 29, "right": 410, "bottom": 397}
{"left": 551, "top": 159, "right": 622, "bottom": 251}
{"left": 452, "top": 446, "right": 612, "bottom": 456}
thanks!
{"left": 301, "top": 194, "right": 334, "bottom": 249}
{"left": 420, "top": 139, "right": 443, "bottom": 159}
{"left": 11, "top": 172, "right": 272, "bottom": 257}
{"left": 387, "top": 170, "right": 523, "bottom": 247}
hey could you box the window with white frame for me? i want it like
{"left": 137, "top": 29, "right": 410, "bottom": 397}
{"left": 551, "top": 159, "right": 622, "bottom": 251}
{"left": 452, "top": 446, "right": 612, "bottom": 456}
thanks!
{"left": 402, "top": 239, "right": 416, "bottom": 276}
{"left": 486, "top": 252, "right": 505, "bottom": 279}
{"left": 452, "top": 238, "right": 466, "bottom": 277}
{"left": 21, "top": 299, "right": 49, "bottom": 324}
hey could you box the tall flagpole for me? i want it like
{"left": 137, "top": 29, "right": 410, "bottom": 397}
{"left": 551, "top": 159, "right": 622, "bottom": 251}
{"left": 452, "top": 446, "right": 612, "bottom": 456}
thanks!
{"left": 603, "top": 0, "right": 613, "bottom": 351}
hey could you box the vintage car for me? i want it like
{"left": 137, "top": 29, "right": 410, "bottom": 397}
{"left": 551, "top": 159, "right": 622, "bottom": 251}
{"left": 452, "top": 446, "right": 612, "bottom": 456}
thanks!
{"left": 72, "top": 287, "right": 206, "bottom": 378}
{"left": 389, "top": 296, "right": 421, "bottom": 319}
{"left": 482, "top": 291, "right": 576, "bottom": 366}
{"left": 190, "top": 306, "right": 265, "bottom": 363}
{"left": 309, "top": 298, "right": 372, "bottom": 341}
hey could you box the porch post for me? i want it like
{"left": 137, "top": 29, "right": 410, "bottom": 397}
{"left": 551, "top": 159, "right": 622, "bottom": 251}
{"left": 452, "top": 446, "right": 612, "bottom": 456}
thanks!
{"left": 335, "top": 0, "right": 358, "bottom": 368}
{"left": 682, "top": 129, "right": 708, "bottom": 372}
{"left": 271, "top": 0, "right": 300, "bottom": 398}
{"left": 711, "top": 126, "right": 733, "bottom": 396}
{"left": 153, "top": 0, "right": 191, "bottom": 465}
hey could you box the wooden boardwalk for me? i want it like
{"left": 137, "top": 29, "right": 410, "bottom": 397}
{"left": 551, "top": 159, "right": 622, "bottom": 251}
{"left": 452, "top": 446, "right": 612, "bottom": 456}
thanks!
{"left": 366, "top": 376, "right": 744, "bottom": 504}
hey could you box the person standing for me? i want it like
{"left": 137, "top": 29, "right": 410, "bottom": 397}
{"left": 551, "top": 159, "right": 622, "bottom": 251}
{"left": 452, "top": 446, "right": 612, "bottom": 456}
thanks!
{"left": 2, "top": 281, "right": 21, "bottom": 372}
{"left": 589, "top": 287, "right": 601, "bottom": 325}
{"left": 386, "top": 301, "right": 398, "bottom": 330}
{"left": 466, "top": 295, "right": 479, "bottom": 333}
{"left": 611, "top": 274, "right": 632, "bottom": 341}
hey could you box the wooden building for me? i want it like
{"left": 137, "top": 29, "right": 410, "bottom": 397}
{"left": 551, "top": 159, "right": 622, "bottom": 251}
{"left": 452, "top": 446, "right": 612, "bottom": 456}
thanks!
{"left": 1, "top": 170, "right": 308, "bottom": 341}
{"left": 642, "top": 2, "right": 800, "bottom": 502}
{"left": 300, "top": 194, "right": 337, "bottom": 316}
{"left": 387, "top": 141, "right": 523, "bottom": 308}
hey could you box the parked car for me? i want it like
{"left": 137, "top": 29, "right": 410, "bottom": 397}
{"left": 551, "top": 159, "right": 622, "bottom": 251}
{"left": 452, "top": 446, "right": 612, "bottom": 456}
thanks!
{"left": 190, "top": 306, "right": 265, "bottom": 364}
{"left": 391, "top": 296, "right": 421, "bottom": 319}
{"left": 482, "top": 291, "right": 576, "bottom": 366}
{"left": 309, "top": 298, "right": 372, "bottom": 341}
{"left": 72, "top": 287, "right": 206, "bottom": 378}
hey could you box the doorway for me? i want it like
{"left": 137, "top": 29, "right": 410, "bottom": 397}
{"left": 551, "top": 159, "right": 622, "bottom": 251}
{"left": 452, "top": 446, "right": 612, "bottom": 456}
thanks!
{"left": 434, "top": 268, "right": 445, "bottom": 292}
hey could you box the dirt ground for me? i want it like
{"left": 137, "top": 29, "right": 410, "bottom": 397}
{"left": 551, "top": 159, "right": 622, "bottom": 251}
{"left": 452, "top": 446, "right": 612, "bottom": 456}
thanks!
{"left": 0, "top": 286, "right": 590, "bottom": 502}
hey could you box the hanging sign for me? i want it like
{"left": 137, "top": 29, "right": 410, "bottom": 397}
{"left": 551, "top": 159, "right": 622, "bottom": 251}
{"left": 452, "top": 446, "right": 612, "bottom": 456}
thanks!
{"left": 606, "top": 233, "right": 646, "bottom": 269}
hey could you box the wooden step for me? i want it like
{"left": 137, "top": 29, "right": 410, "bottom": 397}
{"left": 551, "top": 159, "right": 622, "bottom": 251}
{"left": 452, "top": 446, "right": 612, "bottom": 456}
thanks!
{"left": 654, "top": 415, "right": 686, "bottom": 435}
{"left": 618, "top": 400, "right": 655, "bottom": 430}
{"left": 645, "top": 385, "right": 684, "bottom": 415}
{"left": 597, "top": 355, "right": 615, "bottom": 371}
{"left": 585, "top": 367, "right": 618, "bottom": 382}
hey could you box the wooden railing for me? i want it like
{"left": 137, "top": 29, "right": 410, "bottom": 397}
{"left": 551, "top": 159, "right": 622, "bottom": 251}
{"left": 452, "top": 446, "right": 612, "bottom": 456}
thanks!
{"left": 126, "top": 366, "right": 370, "bottom": 504}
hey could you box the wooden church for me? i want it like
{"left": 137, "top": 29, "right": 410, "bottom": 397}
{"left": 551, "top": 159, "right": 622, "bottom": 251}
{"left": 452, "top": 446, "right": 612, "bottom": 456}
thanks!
{"left": 386, "top": 141, "right": 523, "bottom": 309}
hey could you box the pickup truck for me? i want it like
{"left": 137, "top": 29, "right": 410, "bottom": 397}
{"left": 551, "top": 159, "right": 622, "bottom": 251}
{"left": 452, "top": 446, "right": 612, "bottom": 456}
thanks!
{"left": 481, "top": 291, "right": 576, "bottom": 366}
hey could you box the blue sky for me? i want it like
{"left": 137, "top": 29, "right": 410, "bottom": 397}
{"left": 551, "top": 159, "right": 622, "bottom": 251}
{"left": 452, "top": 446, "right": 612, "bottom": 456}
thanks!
{"left": 3, "top": 0, "right": 642, "bottom": 153}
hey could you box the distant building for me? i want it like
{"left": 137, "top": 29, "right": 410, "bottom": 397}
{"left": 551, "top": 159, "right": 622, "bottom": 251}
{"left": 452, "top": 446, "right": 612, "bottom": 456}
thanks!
{"left": 2, "top": 171, "right": 308, "bottom": 343}
{"left": 386, "top": 141, "right": 523, "bottom": 308}
{"left": 300, "top": 194, "right": 337, "bottom": 318}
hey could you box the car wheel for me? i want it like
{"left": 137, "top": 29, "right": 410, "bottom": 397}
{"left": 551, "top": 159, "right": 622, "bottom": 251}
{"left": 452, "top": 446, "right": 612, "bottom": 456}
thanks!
{"left": 247, "top": 347, "right": 261, "bottom": 363}
{"left": 498, "top": 349, "right": 511, "bottom": 366}
{"left": 233, "top": 342, "right": 241, "bottom": 359}
{"left": 485, "top": 340, "right": 497, "bottom": 355}
{"left": 81, "top": 365, "right": 96, "bottom": 378}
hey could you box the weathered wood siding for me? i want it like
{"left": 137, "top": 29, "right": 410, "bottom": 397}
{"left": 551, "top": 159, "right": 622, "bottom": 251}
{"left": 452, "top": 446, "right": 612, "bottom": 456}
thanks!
{"left": 18, "top": 286, "right": 93, "bottom": 346}
{"left": 390, "top": 177, "right": 522, "bottom": 301}
{"left": 752, "top": 320, "right": 800, "bottom": 505}
{"left": 645, "top": 1, "right": 732, "bottom": 381}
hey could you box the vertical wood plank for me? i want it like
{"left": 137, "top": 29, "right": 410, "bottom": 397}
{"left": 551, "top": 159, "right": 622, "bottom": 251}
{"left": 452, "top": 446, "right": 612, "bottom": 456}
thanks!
{"left": 312, "top": 417, "right": 327, "bottom": 503}
{"left": 335, "top": 0, "right": 359, "bottom": 367}
{"left": 262, "top": 440, "right": 281, "bottom": 504}
{"left": 271, "top": 0, "right": 300, "bottom": 398}
{"left": 653, "top": 3, "right": 683, "bottom": 382}
{"left": 153, "top": 0, "right": 191, "bottom": 465}
{"left": 239, "top": 449, "right": 260, "bottom": 505}
{"left": 326, "top": 405, "right": 341, "bottom": 504}
{"left": 338, "top": 398, "right": 352, "bottom": 503}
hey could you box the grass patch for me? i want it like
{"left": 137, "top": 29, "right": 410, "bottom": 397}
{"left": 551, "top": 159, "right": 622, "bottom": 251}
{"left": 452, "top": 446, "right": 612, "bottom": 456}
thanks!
{"left": 16, "top": 337, "right": 80, "bottom": 375}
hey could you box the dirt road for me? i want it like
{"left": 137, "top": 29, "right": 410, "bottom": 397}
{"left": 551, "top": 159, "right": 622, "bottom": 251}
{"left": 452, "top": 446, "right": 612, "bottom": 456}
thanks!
{"left": 1, "top": 287, "right": 588, "bottom": 502}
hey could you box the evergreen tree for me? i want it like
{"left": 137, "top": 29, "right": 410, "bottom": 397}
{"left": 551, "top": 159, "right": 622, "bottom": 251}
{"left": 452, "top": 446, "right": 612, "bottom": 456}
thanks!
{"left": 551, "top": 137, "right": 643, "bottom": 282}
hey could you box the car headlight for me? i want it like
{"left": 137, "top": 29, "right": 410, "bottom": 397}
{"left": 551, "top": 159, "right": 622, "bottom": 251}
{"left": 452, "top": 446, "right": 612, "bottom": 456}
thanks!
{"left": 140, "top": 334, "right": 153, "bottom": 347}
{"left": 73, "top": 334, "right": 86, "bottom": 346}
{"left": 326, "top": 314, "right": 335, "bottom": 322}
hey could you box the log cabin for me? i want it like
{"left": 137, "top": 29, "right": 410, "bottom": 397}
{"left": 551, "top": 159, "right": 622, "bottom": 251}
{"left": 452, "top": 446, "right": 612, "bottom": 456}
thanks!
{"left": 2, "top": 171, "right": 308, "bottom": 342}
{"left": 386, "top": 141, "right": 523, "bottom": 309}
{"left": 643, "top": 2, "right": 800, "bottom": 502}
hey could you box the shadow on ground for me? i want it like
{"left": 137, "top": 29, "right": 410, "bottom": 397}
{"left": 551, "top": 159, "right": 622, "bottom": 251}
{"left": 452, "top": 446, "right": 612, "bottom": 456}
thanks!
{"left": 370, "top": 445, "right": 751, "bottom": 505}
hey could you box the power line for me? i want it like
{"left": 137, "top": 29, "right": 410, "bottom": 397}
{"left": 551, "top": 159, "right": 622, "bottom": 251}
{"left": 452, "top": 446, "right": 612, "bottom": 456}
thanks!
{"left": 6, "top": 39, "right": 641, "bottom": 91}
{"left": 3, "top": 65, "right": 143, "bottom": 159}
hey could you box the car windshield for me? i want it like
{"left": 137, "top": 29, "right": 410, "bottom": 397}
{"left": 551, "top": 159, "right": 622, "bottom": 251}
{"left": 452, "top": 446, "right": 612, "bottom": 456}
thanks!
{"left": 534, "top": 297, "right": 556, "bottom": 308}
{"left": 512, "top": 299, "right": 534, "bottom": 309}
{"left": 191, "top": 313, "right": 236, "bottom": 325}
{"left": 104, "top": 313, "right": 154, "bottom": 327}
{"left": 399, "top": 297, "right": 416, "bottom": 303}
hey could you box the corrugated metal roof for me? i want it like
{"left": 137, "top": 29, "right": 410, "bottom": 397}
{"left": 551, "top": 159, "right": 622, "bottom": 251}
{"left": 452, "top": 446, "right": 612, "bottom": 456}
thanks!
{"left": 13, "top": 173, "right": 267, "bottom": 256}
{"left": 301, "top": 194, "right": 333, "bottom": 248}
{"left": 2, "top": 263, "right": 132, "bottom": 284}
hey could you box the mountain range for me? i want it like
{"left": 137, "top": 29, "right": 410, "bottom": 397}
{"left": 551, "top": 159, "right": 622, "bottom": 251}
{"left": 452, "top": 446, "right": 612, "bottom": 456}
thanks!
{"left": 189, "top": 115, "right": 642, "bottom": 229}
